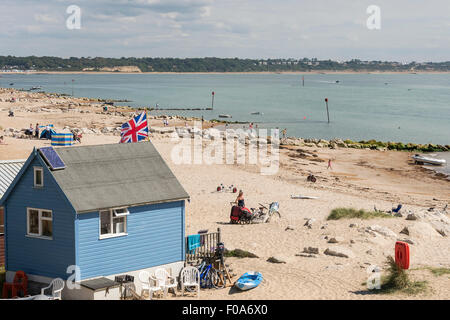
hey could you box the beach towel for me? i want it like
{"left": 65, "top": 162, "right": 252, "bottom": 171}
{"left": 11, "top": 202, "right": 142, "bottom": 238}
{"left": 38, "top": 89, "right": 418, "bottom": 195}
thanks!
{"left": 187, "top": 234, "right": 201, "bottom": 253}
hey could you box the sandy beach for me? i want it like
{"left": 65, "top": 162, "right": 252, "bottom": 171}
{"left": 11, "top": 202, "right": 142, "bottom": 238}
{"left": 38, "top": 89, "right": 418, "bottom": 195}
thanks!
{"left": 1, "top": 88, "right": 449, "bottom": 300}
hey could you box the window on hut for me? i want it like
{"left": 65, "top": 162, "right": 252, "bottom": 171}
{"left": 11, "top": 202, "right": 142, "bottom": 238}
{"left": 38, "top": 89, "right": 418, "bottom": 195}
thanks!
{"left": 100, "top": 208, "right": 129, "bottom": 239}
{"left": 34, "top": 167, "right": 43, "bottom": 187}
{"left": 27, "top": 208, "right": 52, "bottom": 239}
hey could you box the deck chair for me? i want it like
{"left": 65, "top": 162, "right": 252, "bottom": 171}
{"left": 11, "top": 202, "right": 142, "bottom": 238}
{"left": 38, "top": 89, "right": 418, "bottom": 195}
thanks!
{"left": 2, "top": 271, "right": 28, "bottom": 298}
{"left": 154, "top": 268, "right": 177, "bottom": 298}
{"left": 138, "top": 271, "right": 162, "bottom": 300}
{"left": 41, "top": 278, "right": 65, "bottom": 300}
{"left": 180, "top": 267, "right": 200, "bottom": 298}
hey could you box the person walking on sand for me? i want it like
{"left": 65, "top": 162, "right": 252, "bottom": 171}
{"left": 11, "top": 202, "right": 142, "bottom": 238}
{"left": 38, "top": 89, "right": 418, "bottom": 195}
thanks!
{"left": 327, "top": 159, "right": 332, "bottom": 170}
{"left": 282, "top": 128, "right": 287, "bottom": 139}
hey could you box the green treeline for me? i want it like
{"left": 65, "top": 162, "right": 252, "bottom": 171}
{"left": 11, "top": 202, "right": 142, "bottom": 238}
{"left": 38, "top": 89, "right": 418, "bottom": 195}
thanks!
{"left": 1, "top": 56, "right": 449, "bottom": 72}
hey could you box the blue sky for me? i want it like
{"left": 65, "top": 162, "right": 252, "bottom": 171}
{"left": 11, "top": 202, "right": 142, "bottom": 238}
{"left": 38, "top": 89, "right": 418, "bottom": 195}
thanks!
{"left": 0, "top": 0, "right": 449, "bottom": 61}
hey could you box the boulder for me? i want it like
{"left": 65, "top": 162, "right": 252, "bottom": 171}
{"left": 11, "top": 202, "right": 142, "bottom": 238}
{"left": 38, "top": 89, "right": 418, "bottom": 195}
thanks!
{"left": 400, "top": 227, "right": 409, "bottom": 236}
{"left": 101, "top": 127, "right": 114, "bottom": 134}
{"left": 296, "top": 253, "right": 317, "bottom": 258}
{"left": 405, "top": 222, "right": 441, "bottom": 239}
{"left": 304, "top": 218, "right": 316, "bottom": 228}
{"left": 303, "top": 247, "right": 319, "bottom": 254}
{"left": 398, "top": 238, "right": 415, "bottom": 245}
{"left": 324, "top": 246, "right": 355, "bottom": 259}
{"left": 328, "top": 237, "right": 344, "bottom": 244}
{"left": 429, "top": 221, "right": 449, "bottom": 237}
{"left": 406, "top": 213, "right": 419, "bottom": 221}
{"left": 267, "top": 256, "right": 287, "bottom": 264}
{"left": 366, "top": 225, "right": 397, "bottom": 238}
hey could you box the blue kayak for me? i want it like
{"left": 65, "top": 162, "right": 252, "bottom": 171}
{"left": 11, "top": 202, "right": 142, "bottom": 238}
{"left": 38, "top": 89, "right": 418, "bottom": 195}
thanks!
{"left": 235, "top": 272, "right": 263, "bottom": 291}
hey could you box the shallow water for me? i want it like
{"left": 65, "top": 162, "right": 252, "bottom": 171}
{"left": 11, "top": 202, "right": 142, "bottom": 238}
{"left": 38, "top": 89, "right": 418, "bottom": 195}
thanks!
{"left": 2, "top": 73, "right": 449, "bottom": 145}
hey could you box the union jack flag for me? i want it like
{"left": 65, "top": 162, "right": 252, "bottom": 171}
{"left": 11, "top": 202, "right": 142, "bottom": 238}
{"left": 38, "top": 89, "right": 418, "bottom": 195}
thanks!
{"left": 120, "top": 112, "right": 149, "bottom": 143}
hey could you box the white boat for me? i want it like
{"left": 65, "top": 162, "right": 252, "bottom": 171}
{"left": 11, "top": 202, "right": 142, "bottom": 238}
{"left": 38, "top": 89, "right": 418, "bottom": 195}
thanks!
{"left": 218, "top": 114, "right": 232, "bottom": 118}
{"left": 412, "top": 154, "right": 446, "bottom": 166}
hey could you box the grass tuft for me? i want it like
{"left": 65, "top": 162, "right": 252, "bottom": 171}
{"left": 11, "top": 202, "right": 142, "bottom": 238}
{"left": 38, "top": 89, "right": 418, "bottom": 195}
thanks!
{"left": 426, "top": 267, "right": 450, "bottom": 277}
{"left": 374, "top": 256, "right": 428, "bottom": 295}
{"left": 327, "top": 208, "right": 395, "bottom": 220}
{"left": 224, "top": 249, "right": 259, "bottom": 259}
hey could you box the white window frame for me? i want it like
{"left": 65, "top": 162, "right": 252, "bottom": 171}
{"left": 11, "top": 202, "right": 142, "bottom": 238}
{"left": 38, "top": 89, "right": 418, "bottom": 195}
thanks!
{"left": 33, "top": 167, "right": 44, "bottom": 187}
{"left": 26, "top": 208, "right": 53, "bottom": 240}
{"left": 99, "top": 207, "right": 128, "bottom": 239}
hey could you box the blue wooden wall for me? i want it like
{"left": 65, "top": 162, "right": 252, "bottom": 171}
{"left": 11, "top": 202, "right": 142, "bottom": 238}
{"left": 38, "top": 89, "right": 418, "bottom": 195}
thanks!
{"left": 76, "top": 200, "right": 185, "bottom": 279}
{"left": 4, "top": 155, "right": 76, "bottom": 279}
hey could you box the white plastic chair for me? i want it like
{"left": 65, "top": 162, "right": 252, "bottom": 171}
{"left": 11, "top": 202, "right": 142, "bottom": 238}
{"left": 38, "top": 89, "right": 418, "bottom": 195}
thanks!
{"left": 180, "top": 266, "right": 200, "bottom": 297}
{"left": 40, "top": 278, "right": 65, "bottom": 300}
{"left": 138, "top": 271, "right": 162, "bottom": 300}
{"left": 154, "top": 268, "right": 177, "bottom": 298}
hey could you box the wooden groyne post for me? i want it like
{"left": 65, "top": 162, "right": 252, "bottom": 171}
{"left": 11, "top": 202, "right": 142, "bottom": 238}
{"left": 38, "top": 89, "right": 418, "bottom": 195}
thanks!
{"left": 325, "top": 98, "right": 330, "bottom": 123}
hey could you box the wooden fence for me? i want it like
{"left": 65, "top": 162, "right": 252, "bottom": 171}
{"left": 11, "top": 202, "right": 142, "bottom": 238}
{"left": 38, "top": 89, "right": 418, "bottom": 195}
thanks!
{"left": 0, "top": 235, "right": 4, "bottom": 267}
{"left": 185, "top": 228, "right": 221, "bottom": 264}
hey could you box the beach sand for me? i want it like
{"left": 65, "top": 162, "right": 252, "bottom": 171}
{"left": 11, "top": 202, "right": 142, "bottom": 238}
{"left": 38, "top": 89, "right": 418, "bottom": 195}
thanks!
{"left": 1, "top": 88, "right": 449, "bottom": 300}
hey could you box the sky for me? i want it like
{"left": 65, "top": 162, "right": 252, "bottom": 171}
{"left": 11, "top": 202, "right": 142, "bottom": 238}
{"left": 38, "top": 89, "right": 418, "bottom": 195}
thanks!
{"left": 0, "top": 0, "right": 449, "bottom": 61}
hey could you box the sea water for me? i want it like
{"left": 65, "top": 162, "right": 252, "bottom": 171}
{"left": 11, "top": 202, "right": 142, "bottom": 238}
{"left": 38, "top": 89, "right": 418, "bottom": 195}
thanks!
{"left": 2, "top": 73, "right": 449, "bottom": 145}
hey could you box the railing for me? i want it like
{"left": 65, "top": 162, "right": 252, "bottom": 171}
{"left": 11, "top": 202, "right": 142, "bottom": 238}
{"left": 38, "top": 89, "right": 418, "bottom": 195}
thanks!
{"left": 185, "top": 228, "right": 221, "bottom": 264}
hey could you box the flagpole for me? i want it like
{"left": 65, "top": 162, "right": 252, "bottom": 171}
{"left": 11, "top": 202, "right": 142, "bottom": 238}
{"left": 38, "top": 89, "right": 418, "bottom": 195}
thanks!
{"left": 146, "top": 107, "right": 150, "bottom": 141}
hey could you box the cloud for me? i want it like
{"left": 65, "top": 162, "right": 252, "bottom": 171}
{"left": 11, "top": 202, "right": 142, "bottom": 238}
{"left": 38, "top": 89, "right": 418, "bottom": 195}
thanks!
{"left": 0, "top": 0, "right": 448, "bottom": 61}
{"left": 34, "top": 13, "right": 60, "bottom": 24}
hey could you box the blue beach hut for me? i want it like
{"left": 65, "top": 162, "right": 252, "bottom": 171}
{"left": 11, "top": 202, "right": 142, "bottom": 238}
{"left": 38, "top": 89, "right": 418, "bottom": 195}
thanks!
{"left": 0, "top": 142, "right": 189, "bottom": 299}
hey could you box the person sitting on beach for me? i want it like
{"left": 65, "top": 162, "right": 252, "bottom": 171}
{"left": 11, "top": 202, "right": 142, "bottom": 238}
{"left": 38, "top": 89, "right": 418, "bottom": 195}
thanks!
{"left": 0, "top": 136, "right": 4, "bottom": 144}
{"left": 234, "top": 190, "right": 245, "bottom": 208}
{"left": 8, "top": 110, "right": 14, "bottom": 117}
{"left": 35, "top": 123, "right": 40, "bottom": 139}
{"left": 25, "top": 123, "right": 34, "bottom": 138}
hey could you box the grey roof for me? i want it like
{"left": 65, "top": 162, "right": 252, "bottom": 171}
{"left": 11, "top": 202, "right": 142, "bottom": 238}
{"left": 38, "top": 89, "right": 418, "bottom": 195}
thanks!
{"left": 45, "top": 142, "right": 189, "bottom": 213}
{"left": 0, "top": 159, "right": 26, "bottom": 198}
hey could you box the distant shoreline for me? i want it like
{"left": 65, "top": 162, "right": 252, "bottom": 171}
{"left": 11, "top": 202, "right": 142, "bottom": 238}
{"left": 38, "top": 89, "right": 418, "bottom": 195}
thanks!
{"left": 2, "top": 70, "right": 450, "bottom": 75}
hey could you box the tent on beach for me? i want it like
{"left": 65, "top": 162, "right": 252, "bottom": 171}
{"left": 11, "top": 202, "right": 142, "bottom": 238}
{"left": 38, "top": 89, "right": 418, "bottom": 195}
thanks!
{"left": 39, "top": 125, "right": 56, "bottom": 140}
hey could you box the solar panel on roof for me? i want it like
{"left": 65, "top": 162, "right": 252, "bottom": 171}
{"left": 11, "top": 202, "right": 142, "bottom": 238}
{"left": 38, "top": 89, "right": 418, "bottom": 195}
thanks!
{"left": 39, "top": 147, "right": 66, "bottom": 170}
